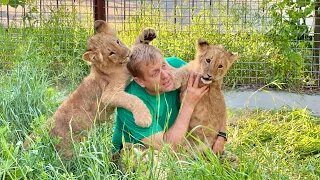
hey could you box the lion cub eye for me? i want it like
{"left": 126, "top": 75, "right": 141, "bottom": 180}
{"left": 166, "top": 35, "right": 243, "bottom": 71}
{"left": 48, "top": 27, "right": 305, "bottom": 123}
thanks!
{"left": 109, "top": 51, "right": 115, "bottom": 56}
{"left": 116, "top": 40, "right": 120, "bottom": 45}
{"left": 218, "top": 65, "right": 223, "bottom": 68}
{"left": 205, "top": 59, "right": 211, "bottom": 63}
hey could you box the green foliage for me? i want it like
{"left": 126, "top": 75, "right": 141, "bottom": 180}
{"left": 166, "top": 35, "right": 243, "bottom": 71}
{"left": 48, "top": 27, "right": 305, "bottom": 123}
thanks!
{"left": 259, "top": 0, "right": 315, "bottom": 86}
{"left": 1, "top": 80, "right": 319, "bottom": 179}
{"left": 264, "top": 0, "right": 314, "bottom": 40}
{"left": 0, "top": 62, "right": 58, "bottom": 139}
{"left": 1, "top": 0, "right": 27, "bottom": 8}
{"left": 1, "top": 49, "right": 319, "bottom": 179}
{"left": 116, "top": 1, "right": 315, "bottom": 88}
{"left": 229, "top": 108, "right": 320, "bottom": 178}
{"left": 0, "top": 7, "right": 92, "bottom": 90}
{"left": 0, "top": 1, "right": 317, "bottom": 89}
{"left": 0, "top": 58, "right": 319, "bottom": 178}
{"left": 236, "top": 108, "right": 320, "bottom": 157}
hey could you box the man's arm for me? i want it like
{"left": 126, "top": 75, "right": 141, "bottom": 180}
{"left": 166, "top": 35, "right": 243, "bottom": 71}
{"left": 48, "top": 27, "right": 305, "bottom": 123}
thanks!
{"left": 141, "top": 100, "right": 196, "bottom": 150}
{"left": 141, "top": 74, "right": 208, "bottom": 150}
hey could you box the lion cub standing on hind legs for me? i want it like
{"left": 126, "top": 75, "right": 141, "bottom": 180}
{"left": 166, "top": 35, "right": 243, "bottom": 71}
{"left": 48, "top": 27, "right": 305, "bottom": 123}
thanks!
{"left": 172, "top": 39, "right": 239, "bottom": 159}
{"left": 23, "top": 20, "right": 155, "bottom": 159}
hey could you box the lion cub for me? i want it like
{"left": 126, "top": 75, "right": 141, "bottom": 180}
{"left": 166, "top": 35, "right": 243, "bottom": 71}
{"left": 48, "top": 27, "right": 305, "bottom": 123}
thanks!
{"left": 24, "top": 20, "right": 153, "bottom": 158}
{"left": 172, "top": 39, "right": 239, "bottom": 153}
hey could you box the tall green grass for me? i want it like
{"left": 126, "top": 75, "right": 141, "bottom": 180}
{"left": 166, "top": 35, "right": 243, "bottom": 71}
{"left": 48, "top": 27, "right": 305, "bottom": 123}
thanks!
{"left": 0, "top": 59, "right": 319, "bottom": 179}
{"left": 0, "top": 59, "right": 319, "bottom": 178}
{"left": 0, "top": 6, "right": 92, "bottom": 91}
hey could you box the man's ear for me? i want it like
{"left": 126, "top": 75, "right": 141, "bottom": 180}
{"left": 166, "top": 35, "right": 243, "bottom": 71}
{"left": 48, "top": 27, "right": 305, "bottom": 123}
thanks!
{"left": 133, "top": 77, "right": 145, "bottom": 88}
{"left": 82, "top": 50, "right": 103, "bottom": 64}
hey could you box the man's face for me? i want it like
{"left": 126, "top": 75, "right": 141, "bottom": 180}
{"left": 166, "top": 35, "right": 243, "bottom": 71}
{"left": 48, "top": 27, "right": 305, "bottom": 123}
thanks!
{"left": 134, "top": 57, "right": 174, "bottom": 95}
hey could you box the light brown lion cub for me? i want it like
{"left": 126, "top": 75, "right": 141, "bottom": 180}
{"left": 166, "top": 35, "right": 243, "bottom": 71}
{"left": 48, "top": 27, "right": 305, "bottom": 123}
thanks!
{"left": 172, "top": 39, "right": 238, "bottom": 153}
{"left": 24, "top": 20, "right": 153, "bottom": 158}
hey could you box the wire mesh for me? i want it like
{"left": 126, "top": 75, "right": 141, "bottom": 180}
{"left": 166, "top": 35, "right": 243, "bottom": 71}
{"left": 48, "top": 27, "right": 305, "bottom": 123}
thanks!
{"left": 0, "top": 0, "right": 319, "bottom": 90}
{"left": 0, "top": 0, "right": 94, "bottom": 75}
{"left": 111, "top": 1, "right": 319, "bottom": 90}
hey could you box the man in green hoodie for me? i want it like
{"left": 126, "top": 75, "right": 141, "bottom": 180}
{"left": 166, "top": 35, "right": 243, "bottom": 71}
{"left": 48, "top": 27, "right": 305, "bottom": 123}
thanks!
{"left": 112, "top": 43, "right": 209, "bottom": 152}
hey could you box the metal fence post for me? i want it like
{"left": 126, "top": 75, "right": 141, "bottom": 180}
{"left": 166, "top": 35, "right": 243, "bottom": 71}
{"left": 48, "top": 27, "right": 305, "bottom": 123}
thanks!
{"left": 314, "top": 0, "right": 320, "bottom": 86}
{"left": 94, "top": 0, "right": 106, "bottom": 21}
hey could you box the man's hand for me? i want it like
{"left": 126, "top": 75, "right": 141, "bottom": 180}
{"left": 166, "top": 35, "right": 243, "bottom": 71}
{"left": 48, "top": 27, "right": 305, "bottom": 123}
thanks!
{"left": 152, "top": 73, "right": 208, "bottom": 150}
{"left": 212, "top": 136, "right": 226, "bottom": 154}
{"left": 183, "top": 73, "right": 209, "bottom": 108}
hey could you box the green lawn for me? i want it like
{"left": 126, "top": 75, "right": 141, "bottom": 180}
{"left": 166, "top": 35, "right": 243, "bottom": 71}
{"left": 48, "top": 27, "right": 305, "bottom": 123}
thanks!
{"left": 0, "top": 60, "right": 319, "bottom": 179}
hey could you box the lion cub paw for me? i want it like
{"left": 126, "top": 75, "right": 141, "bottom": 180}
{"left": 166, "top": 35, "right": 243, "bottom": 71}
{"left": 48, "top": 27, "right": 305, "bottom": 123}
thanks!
{"left": 140, "top": 28, "right": 157, "bottom": 44}
{"left": 133, "top": 107, "right": 152, "bottom": 127}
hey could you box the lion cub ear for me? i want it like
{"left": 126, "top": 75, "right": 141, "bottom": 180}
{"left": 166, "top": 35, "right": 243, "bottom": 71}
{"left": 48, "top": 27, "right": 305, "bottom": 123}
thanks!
{"left": 82, "top": 50, "right": 103, "bottom": 64}
{"left": 216, "top": 44, "right": 224, "bottom": 49}
{"left": 197, "top": 38, "right": 210, "bottom": 51}
{"left": 229, "top": 52, "right": 240, "bottom": 63}
{"left": 94, "top": 20, "right": 116, "bottom": 35}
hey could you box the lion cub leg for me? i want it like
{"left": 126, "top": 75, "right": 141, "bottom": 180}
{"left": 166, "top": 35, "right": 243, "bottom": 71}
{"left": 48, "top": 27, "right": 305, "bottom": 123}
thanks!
{"left": 54, "top": 136, "right": 73, "bottom": 159}
{"left": 134, "top": 28, "right": 157, "bottom": 45}
{"left": 102, "top": 91, "right": 152, "bottom": 127}
{"left": 171, "top": 64, "right": 207, "bottom": 92}
{"left": 50, "top": 125, "right": 75, "bottom": 159}
{"left": 171, "top": 65, "right": 191, "bottom": 90}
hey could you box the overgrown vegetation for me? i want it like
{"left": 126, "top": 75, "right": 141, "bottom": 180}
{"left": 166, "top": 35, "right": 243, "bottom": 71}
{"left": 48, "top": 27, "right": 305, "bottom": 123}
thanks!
{"left": 0, "top": 0, "right": 319, "bottom": 179}
{"left": 0, "top": 1, "right": 318, "bottom": 89}
{"left": 0, "top": 68, "right": 319, "bottom": 178}
{"left": 116, "top": 1, "right": 316, "bottom": 88}
{"left": 0, "top": 5, "right": 91, "bottom": 90}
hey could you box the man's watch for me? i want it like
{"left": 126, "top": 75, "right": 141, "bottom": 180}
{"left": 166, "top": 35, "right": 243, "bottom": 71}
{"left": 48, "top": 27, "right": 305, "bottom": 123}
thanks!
{"left": 217, "top": 131, "right": 227, "bottom": 141}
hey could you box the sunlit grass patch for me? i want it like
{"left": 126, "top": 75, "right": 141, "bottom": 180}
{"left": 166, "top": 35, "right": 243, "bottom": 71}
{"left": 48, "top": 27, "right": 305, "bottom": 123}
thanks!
{"left": 0, "top": 53, "right": 319, "bottom": 179}
{"left": 1, "top": 101, "right": 319, "bottom": 179}
{"left": 229, "top": 108, "right": 320, "bottom": 179}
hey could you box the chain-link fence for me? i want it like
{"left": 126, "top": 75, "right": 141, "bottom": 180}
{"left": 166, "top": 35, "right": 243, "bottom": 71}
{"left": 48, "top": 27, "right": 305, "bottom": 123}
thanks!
{"left": 0, "top": 0, "right": 94, "bottom": 86}
{"left": 1, "top": 0, "right": 319, "bottom": 91}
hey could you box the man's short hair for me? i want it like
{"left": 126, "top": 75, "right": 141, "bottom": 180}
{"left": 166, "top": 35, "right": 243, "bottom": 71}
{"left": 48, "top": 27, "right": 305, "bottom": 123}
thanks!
{"left": 127, "top": 44, "right": 163, "bottom": 79}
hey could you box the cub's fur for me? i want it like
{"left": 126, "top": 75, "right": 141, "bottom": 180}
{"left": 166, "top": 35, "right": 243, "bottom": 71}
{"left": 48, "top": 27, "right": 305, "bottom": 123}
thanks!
{"left": 172, "top": 39, "right": 239, "bottom": 151}
{"left": 24, "top": 21, "right": 154, "bottom": 158}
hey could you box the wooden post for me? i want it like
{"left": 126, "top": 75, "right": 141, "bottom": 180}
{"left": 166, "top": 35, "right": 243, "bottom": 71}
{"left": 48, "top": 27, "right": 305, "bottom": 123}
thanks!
{"left": 314, "top": 0, "right": 320, "bottom": 86}
{"left": 94, "top": 0, "right": 106, "bottom": 21}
